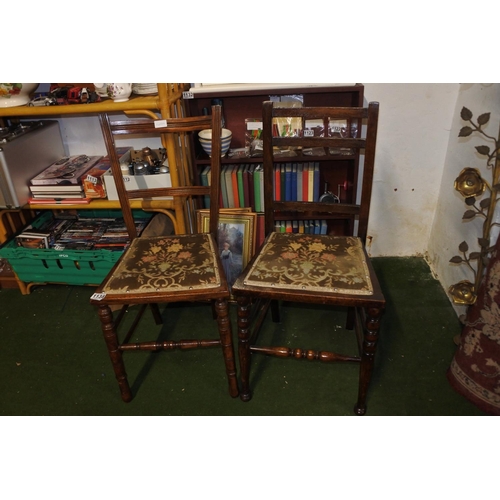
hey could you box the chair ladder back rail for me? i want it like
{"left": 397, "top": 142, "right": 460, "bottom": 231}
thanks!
{"left": 108, "top": 115, "right": 215, "bottom": 135}
{"left": 99, "top": 106, "right": 223, "bottom": 238}
{"left": 357, "top": 102, "right": 379, "bottom": 243}
{"left": 100, "top": 113, "right": 138, "bottom": 239}
{"left": 261, "top": 101, "right": 379, "bottom": 238}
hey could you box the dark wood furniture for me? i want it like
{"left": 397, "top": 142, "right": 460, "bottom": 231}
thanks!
{"left": 184, "top": 84, "right": 364, "bottom": 235}
{"left": 231, "top": 101, "right": 385, "bottom": 415}
{"left": 91, "top": 106, "right": 239, "bottom": 402}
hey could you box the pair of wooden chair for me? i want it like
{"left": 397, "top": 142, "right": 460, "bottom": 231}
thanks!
{"left": 92, "top": 101, "right": 385, "bottom": 415}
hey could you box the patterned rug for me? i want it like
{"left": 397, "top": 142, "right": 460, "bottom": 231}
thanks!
{"left": 242, "top": 233, "right": 373, "bottom": 295}
{"left": 448, "top": 235, "right": 500, "bottom": 415}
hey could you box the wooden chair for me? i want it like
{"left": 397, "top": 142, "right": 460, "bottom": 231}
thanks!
{"left": 91, "top": 106, "right": 239, "bottom": 402}
{"left": 232, "top": 101, "right": 385, "bottom": 415}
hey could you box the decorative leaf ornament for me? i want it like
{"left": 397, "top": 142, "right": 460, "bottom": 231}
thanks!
{"left": 449, "top": 107, "right": 500, "bottom": 308}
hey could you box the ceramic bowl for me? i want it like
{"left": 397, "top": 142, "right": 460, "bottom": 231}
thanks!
{"left": 198, "top": 128, "right": 232, "bottom": 157}
{"left": 0, "top": 83, "right": 39, "bottom": 108}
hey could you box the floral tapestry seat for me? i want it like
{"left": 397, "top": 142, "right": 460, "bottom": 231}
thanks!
{"left": 102, "top": 233, "right": 221, "bottom": 295}
{"left": 241, "top": 232, "right": 373, "bottom": 295}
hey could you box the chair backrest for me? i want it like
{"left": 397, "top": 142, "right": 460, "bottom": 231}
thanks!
{"left": 99, "top": 105, "right": 222, "bottom": 240}
{"left": 262, "top": 101, "right": 379, "bottom": 243}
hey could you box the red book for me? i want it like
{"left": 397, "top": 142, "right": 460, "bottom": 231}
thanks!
{"left": 274, "top": 164, "right": 281, "bottom": 201}
{"left": 231, "top": 166, "right": 240, "bottom": 208}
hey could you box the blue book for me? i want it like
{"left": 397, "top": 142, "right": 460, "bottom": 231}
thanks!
{"left": 291, "top": 164, "right": 297, "bottom": 201}
{"left": 320, "top": 220, "right": 328, "bottom": 235}
{"left": 296, "top": 164, "right": 303, "bottom": 201}
{"left": 285, "top": 163, "right": 292, "bottom": 201}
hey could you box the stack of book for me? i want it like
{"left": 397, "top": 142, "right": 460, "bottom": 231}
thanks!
{"left": 29, "top": 155, "right": 103, "bottom": 204}
{"left": 275, "top": 219, "right": 328, "bottom": 235}
{"left": 200, "top": 162, "right": 322, "bottom": 211}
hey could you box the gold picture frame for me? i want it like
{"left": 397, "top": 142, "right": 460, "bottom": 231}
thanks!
{"left": 197, "top": 209, "right": 257, "bottom": 291}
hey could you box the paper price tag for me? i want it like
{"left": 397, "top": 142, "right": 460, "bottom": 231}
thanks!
{"left": 182, "top": 91, "right": 194, "bottom": 99}
{"left": 90, "top": 293, "right": 106, "bottom": 301}
{"left": 53, "top": 244, "right": 65, "bottom": 250}
{"left": 303, "top": 130, "right": 314, "bottom": 137}
{"left": 247, "top": 121, "right": 263, "bottom": 131}
{"left": 86, "top": 174, "right": 98, "bottom": 184}
{"left": 154, "top": 119, "right": 168, "bottom": 128}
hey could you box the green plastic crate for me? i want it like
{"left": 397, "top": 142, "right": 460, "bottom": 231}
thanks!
{"left": 0, "top": 210, "right": 150, "bottom": 286}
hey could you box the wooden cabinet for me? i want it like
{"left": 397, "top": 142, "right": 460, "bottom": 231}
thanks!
{"left": 183, "top": 84, "right": 364, "bottom": 235}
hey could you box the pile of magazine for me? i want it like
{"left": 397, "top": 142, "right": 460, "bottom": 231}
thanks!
{"left": 29, "top": 155, "right": 103, "bottom": 203}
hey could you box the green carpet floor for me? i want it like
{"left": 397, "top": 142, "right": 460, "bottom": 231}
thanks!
{"left": 0, "top": 257, "right": 485, "bottom": 416}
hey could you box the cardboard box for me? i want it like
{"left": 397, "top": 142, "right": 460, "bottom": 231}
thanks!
{"left": 81, "top": 147, "right": 132, "bottom": 199}
{"left": 103, "top": 170, "right": 172, "bottom": 200}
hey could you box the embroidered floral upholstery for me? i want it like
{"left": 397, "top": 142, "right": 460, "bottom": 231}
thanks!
{"left": 243, "top": 233, "right": 373, "bottom": 295}
{"left": 102, "top": 234, "right": 221, "bottom": 294}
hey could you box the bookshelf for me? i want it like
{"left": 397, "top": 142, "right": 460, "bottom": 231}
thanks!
{"left": 183, "top": 84, "right": 364, "bottom": 238}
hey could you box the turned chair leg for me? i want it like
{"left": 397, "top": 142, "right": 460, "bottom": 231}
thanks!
{"left": 214, "top": 298, "right": 239, "bottom": 398}
{"left": 97, "top": 304, "right": 133, "bottom": 403}
{"left": 236, "top": 295, "right": 252, "bottom": 402}
{"left": 354, "top": 306, "right": 383, "bottom": 415}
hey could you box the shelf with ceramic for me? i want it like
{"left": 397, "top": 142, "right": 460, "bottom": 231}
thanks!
{"left": 0, "top": 84, "right": 193, "bottom": 236}
{"left": 0, "top": 84, "right": 187, "bottom": 118}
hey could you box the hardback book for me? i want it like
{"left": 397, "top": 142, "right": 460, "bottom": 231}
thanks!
{"left": 273, "top": 163, "right": 281, "bottom": 201}
{"left": 291, "top": 164, "right": 298, "bottom": 202}
{"left": 242, "top": 164, "right": 250, "bottom": 208}
{"left": 236, "top": 165, "right": 245, "bottom": 208}
{"left": 247, "top": 164, "right": 255, "bottom": 209}
{"left": 30, "top": 191, "right": 86, "bottom": 199}
{"left": 253, "top": 165, "right": 263, "bottom": 212}
{"left": 308, "top": 164, "right": 315, "bottom": 202}
{"left": 285, "top": 163, "right": 292, "bottom": 201}
{"left": 28, "top": 197, "right": 92, "bottom": 205}
{"left": 303, "top": 163, "right": 310, "bottom": 201}
{"left": 220, "top": 165, "right": 229, "bottom": 208}
{"left": 230, "top": 165, "right": 240, "bottom": 208}
{"left": 280, "top": 165, "right": 286, "bottom": 201}
{"left": 297, "top": 164, "right": 303, "bottom": 201}
{"left": 30, "top": 184, "right": 83, "bottom": 193}
{"left": 313, "top": 163, "right": 320, "bottom": 202}
{"left": 225, "top": 165, "right": 235, "bottom": 208}
{"left": 31, "top": 155, "right": 102, "bottom": 186}
{"left": 200, "top": 165, "right": 211, "bottom": 208}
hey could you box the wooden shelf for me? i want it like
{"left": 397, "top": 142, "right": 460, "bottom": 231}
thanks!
{"left": 0, "top": 84, "right": 193, "bottom": 235}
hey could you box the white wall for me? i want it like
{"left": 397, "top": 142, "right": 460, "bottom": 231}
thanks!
{"left": 427, "top": 83, "right": 500, "bottom": 315}
{"left": 362, "top": 83, "right": 460, "bottom": 257}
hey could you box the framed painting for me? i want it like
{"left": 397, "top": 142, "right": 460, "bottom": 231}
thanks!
{"left": 197, "top": 209, "right": 257, "bottom": 291}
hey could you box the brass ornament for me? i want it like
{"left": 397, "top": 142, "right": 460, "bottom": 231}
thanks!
{"left": 448, "top": 280, "right": 477, "bottom": 305}
{"left": 454, "top": 167, "right": 486, "bottom": 198}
